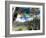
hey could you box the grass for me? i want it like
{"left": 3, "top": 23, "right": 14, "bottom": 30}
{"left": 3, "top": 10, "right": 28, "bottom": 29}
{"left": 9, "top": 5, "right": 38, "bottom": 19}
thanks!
{"left": 13, "top": 26, "right": 27, "bottom": 31}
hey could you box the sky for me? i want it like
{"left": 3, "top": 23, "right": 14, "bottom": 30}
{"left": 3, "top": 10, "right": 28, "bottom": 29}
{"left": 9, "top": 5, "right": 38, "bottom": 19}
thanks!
{"left": 13, "top": 7, "right": 40, "bottom": 22}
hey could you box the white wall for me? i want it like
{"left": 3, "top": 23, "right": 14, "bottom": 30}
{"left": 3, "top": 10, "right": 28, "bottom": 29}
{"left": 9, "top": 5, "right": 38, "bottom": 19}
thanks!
{"left": 0, "top": 0, "right": 46, "bottom": 38}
